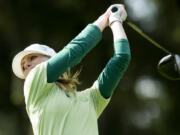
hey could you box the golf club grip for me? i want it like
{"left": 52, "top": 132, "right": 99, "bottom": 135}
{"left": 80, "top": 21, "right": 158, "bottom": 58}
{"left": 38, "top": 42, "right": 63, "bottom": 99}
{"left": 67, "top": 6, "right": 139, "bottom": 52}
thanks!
{"left": 126, "top": 21, "right": 170, "bottom": 54}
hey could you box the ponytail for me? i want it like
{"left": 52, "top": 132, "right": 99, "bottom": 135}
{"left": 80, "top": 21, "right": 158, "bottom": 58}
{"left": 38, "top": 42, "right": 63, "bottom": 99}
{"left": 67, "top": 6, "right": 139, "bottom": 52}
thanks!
{"left": 56, "top": 68, "right": 81, "bottom": 93}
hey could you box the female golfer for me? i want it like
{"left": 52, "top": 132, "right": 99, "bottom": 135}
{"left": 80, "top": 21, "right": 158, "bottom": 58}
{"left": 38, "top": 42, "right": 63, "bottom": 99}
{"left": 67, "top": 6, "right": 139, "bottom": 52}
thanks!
{"left": 12, "top": 4, "right": 131, "bottom": 135}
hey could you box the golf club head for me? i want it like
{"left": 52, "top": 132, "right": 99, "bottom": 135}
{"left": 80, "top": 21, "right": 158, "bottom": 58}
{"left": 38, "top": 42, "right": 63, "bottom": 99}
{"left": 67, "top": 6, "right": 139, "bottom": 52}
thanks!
{"left": 158, "top": 54, "right": 180, "bottom": 80}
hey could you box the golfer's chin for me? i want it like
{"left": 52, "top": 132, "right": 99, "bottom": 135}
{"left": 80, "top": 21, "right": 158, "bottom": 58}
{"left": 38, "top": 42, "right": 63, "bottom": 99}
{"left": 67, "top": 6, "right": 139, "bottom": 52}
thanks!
{"left": 24, "top": 68, "right": 34, "bottom": 79}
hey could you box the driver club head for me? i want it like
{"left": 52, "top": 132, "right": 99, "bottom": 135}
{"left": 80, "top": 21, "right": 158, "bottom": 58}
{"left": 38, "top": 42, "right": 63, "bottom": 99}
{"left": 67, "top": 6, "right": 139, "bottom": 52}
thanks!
{"left": 158, "top": 54, "right": 180, "bottom": 80}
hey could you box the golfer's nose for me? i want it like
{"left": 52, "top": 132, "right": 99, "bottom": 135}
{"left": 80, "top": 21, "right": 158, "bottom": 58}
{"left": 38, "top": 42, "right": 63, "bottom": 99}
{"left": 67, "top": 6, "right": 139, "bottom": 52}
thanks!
{"left": 24, "top": 61, "right": 31, "bottom": 70}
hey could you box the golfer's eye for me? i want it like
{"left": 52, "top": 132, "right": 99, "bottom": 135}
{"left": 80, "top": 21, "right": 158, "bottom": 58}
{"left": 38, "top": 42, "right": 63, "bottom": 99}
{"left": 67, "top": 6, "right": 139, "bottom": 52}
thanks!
{"left": 30, "top": 56, "right": 37, "bottom": 61}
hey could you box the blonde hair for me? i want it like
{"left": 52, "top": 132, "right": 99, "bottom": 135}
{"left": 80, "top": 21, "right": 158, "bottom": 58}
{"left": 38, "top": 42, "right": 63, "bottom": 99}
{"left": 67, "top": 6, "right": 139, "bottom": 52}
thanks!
{"left": 56, "top": 69, "right": 81, "bottom": 93}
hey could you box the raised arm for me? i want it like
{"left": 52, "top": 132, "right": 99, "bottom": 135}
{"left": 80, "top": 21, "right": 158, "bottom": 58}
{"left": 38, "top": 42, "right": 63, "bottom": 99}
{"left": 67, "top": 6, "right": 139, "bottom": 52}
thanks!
{"left": 47, "top": 11, "right": 110, "bottom": 83}
{"left": 98, "top": 21, "right": 131, "bottom": 99}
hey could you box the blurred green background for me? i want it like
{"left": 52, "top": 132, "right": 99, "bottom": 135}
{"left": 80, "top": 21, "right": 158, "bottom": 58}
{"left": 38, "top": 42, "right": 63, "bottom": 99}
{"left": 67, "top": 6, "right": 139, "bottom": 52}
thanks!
{"left": 0, "top": 0, "right": 180, "bottom": 134}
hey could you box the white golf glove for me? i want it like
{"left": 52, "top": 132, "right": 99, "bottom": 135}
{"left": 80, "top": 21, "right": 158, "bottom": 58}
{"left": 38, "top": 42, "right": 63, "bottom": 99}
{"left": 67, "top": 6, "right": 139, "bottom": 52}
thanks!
{"left": 109, "top": 4, "right": 127, "bottom": 26}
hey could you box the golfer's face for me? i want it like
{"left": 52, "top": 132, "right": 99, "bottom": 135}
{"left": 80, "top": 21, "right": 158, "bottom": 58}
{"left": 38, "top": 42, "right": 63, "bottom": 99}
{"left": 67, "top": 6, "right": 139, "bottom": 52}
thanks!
{"left": 21, "top": 53, "right": 49, "bottom": 78}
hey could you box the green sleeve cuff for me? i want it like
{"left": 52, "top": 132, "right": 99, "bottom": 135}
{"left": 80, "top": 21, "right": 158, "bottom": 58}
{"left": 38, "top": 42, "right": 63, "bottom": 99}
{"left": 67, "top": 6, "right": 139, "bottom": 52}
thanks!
{"left": 114, "top": 39, "right": 131, "bottom": 55}
{"left": 83, "top": 24, "right": 102, "bottom": 43}
{"left": 88, "top": 24, "right": 102, "bottom": 37}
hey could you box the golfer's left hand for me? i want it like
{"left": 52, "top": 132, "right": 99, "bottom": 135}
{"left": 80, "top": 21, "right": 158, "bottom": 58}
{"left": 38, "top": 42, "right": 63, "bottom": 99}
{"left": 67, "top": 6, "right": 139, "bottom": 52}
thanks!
{"left": 93, "top": 7, "right": 111, "bottom": 32}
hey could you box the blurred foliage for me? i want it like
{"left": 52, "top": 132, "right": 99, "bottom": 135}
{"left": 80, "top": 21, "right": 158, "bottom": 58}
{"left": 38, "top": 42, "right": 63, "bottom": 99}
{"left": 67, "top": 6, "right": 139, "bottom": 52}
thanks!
{"left": 0, "top": 0, "right": 180, "bottom": 135}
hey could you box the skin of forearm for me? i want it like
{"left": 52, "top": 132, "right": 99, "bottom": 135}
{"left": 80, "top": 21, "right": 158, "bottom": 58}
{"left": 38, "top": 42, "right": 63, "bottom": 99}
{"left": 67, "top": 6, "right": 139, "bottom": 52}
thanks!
{"left": 93, "top": 13, "right": 109, "bottom": 32}
{"left": 110, "top": 22, "right": 127, "bottom": 42}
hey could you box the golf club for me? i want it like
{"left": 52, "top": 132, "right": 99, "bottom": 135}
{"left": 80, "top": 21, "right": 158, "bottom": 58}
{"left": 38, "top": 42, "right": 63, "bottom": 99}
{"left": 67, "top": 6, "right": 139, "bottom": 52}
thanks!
{"left": 110, "top": 5, "right": 180, "bottom": 80}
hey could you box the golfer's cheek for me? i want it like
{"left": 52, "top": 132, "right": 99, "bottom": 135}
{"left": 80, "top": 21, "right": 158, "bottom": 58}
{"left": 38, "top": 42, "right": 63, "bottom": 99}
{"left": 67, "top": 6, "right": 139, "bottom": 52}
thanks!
{"left": 24, "top": 70, "right": 29, "bottom": 78}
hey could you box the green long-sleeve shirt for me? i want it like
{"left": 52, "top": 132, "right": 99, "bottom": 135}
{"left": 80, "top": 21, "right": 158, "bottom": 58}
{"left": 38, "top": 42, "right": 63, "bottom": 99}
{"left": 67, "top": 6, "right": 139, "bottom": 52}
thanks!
{"left": 47, "top": 24, "right": 131, "bottom": 98}
{"left": 24, "top": 24, "right": 131, "bottom": 135}
{"left": 98, "top": 39, "right": 131, "bottom": 98}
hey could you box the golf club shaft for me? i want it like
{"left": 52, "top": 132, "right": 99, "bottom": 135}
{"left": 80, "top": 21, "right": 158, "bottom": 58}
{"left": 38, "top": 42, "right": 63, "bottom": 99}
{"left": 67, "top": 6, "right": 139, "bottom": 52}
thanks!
{"left": 126, "top": 21, "right": 171, "bottom": 54}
